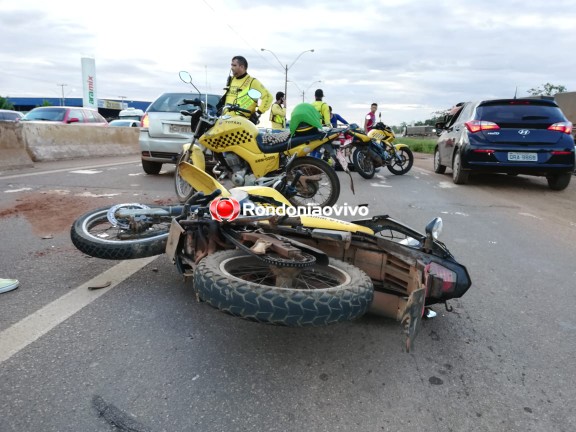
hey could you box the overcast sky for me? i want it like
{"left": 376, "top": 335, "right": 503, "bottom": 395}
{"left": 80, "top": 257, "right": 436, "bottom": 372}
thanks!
{"left": 1, "top": 0, "right": 575, "bottom": 126}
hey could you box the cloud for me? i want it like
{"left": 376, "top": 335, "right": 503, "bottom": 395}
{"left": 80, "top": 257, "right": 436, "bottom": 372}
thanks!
{"left": 1, "top": 0, "right": 575, "bottom": 125}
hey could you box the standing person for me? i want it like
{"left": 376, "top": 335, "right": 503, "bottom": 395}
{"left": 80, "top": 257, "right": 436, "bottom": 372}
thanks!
{"left": 364, "top": 102, "right": 378, "bottom": 132}
{"left": 312, "top": 89, "right": 330, "bottom": 126}
{"left": 329, "top": 106, "right": 349, "bottom": 127}
{"left": 220, "top": 55, "right": 272, "bottom": 121}
{"left": 270, "top": 91, "right": 286, "bottom": 130}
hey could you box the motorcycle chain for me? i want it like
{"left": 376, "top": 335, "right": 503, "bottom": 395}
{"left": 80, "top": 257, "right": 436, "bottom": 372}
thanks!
{"left": 220, "top": 229, "right": 316, "bottom": 268}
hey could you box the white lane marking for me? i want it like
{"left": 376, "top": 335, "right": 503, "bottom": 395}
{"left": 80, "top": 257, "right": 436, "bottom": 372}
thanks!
{"left": 4, "top": 187, "right": 33, "bottom": 193}
{"left": 128, "top": 173, "right": 143, "bottom": 177}
{"left": 0, "top": 160, "right": 138, "bottom": 180}
{"left": 0, "top": 256, "right": 158, "bottom": 365}
{"left": 438, "top": 182, "right": 456, "bottom": 189}
{"left": 69, "top": 169, "right": 103, "bottom": 174}
{"left": 370, "top": 183, "right": 392, "bottom": 188}
{"left": 440, "top": 211, "right": 469, "bottom": 217}
{"left": 75, "top": 192, "right": 121, "bottom": 198}
{"left": 519, "top": 212, "right": 543, "bottom": 220}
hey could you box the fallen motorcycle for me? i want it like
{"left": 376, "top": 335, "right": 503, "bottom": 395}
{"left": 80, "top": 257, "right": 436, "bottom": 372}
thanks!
{"left": 70, "top": 162, "right": 472, "bottom": 351}
{"left": 344, "top": 121, "right": 414, "bottom": 179}
{"left": 174, "top": 71, "right": 346, "bottom": 207}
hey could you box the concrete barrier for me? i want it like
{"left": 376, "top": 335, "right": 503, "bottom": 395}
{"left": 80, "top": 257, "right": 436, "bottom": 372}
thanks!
{"left": 0, "top": 122, "right": 34, "bottom": 170}
{"left": 0, "top": 122, "right": 139, "bottom": 170}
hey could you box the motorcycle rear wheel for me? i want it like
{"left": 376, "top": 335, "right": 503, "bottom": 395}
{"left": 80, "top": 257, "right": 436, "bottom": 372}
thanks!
{"left": 174, "top": 150, "right": 196, "bottom": 203}
{"left": 193, "top": 250, "right": 373, "bottom": 326}
{"left": 352, "top": 148, "right": 376, "bottom": 179}
{"left": 387, "top": 147, "right": 414, "bottom": 175}
{"left": 285, "top": 156, "right": 340, "bottom": 207}
{"left": 70, "top": 205, "right": 170, "bottom": 260}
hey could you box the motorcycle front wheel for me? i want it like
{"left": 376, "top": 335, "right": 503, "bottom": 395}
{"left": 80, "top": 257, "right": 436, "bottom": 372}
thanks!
{"left": 174, "top": 150, "right": 196, "bottom": 203}
{"left": 352, "top": 148, "right": 376, "bottom": 179}
{"left": 194, "top": 249, "right": 374, "bottom": 326}
{"left": 387, "top": 147, "right": 414, "bottom": 175}
{"left": 285, "top": 156, "right": 340, "bottom": 207}
{"left": 70, "top": 205, "right": 170, "bottom": 260}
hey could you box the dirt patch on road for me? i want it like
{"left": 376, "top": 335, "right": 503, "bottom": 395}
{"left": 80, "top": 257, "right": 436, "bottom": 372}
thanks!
{"left": 0, "top": 191, "right": 110, "bottom": 236}
{"left": 0, "top": 191, "right": 178, "bottom": 237}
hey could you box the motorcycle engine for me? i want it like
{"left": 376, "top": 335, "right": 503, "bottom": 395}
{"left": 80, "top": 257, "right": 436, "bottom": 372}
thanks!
{"left": 223, "top": 152, "right": 247, "bottom": 186}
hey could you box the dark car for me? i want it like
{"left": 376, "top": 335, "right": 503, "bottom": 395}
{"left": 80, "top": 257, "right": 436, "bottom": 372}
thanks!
{"left": 139, "top": 92, "right": 220, "bottom": 174}
{"left": 434, "top": 98, "right": 575, "bottom": 190}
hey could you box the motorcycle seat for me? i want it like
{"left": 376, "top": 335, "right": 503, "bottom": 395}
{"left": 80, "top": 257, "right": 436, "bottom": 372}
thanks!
{"left": 256, "top": 129, "right": 327, "bottom": 154}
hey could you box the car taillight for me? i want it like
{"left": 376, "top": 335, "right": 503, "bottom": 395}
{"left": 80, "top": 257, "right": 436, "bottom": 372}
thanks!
{"left": 547, "top": 122, "right": 572, "bottom": 134}
{"left": 141, "top": 114, "right": 149, "bottom": 128}
{"left": 465, "top": 120, "right": 500, "bottom": 133}
{"left": 425, "top": 262, "right": 457, "bottom": 296}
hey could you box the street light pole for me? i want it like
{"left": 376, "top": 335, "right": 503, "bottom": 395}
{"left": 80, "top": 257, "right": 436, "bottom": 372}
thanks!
{"left": 290, "top": 80, "right": 322, "bottom": 103}
{"left": 57, "top": 83, "right": 67, "bottom": 106}
{"left": 261, "top": 48, "right": 314, "bottom": 109}
{"left": 118, "top": 96, "right": 126, "bottom": 109}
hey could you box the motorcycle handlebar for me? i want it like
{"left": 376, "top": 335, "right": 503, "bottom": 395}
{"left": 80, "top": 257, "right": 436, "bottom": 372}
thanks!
{"left": 225, "top": 104, "right": 252, "bottom": 114}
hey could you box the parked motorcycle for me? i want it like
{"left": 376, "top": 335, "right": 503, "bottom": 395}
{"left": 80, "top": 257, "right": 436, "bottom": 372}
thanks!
{"left": 346, "top": 121, "right": 414, "bottom": 179}
{"left": 173, "top": 71, "right": 345, "bottom": 208}
{"left": 70, "top": 161, "right": 472, "bottom": 351}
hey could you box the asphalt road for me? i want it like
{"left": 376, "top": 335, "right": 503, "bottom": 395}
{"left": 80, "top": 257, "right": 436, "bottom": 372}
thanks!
{"left": 0, "top": 155, "right": 575, "bottom": 432}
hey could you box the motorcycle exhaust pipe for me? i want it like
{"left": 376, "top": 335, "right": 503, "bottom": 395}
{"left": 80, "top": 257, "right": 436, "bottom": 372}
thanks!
{"left": 368, "top": 148, "right": 383, "bottom": 166}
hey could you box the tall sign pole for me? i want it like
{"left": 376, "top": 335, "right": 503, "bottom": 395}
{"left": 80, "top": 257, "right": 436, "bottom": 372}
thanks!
{"left": 81, "top": 57, "right": 98, "bottom": 109}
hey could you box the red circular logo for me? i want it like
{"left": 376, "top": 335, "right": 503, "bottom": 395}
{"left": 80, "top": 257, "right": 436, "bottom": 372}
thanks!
{"left": 209, "top": 197, "right": 240, "bottom": 222}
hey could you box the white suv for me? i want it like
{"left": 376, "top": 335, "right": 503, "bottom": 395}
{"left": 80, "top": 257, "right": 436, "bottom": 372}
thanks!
{"left": 138, "top": 92, "right": 220, "bottom": 174}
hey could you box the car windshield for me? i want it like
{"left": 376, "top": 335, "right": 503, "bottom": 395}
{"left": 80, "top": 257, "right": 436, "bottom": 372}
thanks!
{"left": 147, "top": 93, "right": 220, "bottom": 115}
{"left": 24, "top": 108, "right": 66, "bottom": 121}
{"left": 476, "top": 103, "right": 566, "bottom": 126}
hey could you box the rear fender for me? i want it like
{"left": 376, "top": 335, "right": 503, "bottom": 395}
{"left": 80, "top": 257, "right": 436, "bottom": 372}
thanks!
{"left": 393, "top": 143, "right": 410, "bottom": 150}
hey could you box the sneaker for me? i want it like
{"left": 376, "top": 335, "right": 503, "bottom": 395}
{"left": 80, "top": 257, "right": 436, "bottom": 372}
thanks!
{"left": 0, "top": 278, "right": 19, "bottom": 294}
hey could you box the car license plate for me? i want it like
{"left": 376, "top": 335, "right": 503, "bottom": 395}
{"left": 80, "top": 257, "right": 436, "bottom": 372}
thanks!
{"left": 169, "top": 124, "right": 191, "bottom": 134}
{"left": 507, "top": 152, "right": 537, "bottom": 162}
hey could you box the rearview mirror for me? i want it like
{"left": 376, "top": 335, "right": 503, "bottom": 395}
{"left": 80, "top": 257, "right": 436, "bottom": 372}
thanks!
{"left": 179, "top": 71, "right": 192, "bottom": 84}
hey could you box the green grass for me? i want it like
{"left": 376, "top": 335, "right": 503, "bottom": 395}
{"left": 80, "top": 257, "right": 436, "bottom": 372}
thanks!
{"left": 394, "top": 137, "right": 436, "bottom": 154}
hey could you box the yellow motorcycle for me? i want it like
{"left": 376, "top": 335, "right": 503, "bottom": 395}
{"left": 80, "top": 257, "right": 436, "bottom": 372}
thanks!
{"left": 174, "top": 72, "right": 346, "bottom": 207}
{"left": 346, "top": 120, "right": 414, "bottom": 179}
{"left": 71, "top": 162, "right": 472, "bottom": 351}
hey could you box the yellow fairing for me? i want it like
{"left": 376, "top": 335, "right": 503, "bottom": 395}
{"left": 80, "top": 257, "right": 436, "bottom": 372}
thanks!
{"left": 199, "top": 116, "right": 280, "bottom": 177}
{"left": 368, "top": 128, "right": 394, "bottom": 143}
{"left": 191, "top": 144, "right": 206, "bottom": 171}
{"left": 351, "top": 130, "right": 371, "bottom": 143}
{"left": 177, "top": 161, "right": 230, "bottom": 197}
{"left": 299, "top": 215, "right": 374, "bottom": 234}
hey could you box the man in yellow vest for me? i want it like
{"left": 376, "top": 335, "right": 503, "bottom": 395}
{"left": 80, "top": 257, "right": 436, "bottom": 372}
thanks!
{"left": 222, "top": 55, "right": 272, "bottom": 121}
{"left": 312, "top": 88, "right": 330, "bottom": 126}
{"left": 270, "top": 91, "right": 286, "bottom": 129}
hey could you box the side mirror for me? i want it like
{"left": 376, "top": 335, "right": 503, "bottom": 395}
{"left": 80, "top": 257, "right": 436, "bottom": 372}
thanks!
{"left": 67, "top": 117, "right": 80, "bottom": 124}
{"left": 179, "top": 71, "right": 192, "bottom": 84}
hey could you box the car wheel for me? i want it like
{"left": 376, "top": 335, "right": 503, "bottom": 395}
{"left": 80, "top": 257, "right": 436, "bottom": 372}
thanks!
{"left": 452, "top": 152, "right": 469, "bottom": 184}
{"left": 142, "top": 160, "right": 162, "bottom": 175}
{"left": 546, "top": 172, "right": 571, "bottom": 191}
{"left": 433, "top": 148, "right": 446, "bottom": 174}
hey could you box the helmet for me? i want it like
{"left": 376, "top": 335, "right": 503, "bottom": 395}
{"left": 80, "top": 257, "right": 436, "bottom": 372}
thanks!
{"left": 314, "top": 89, "right": 324, "bottom": 98}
